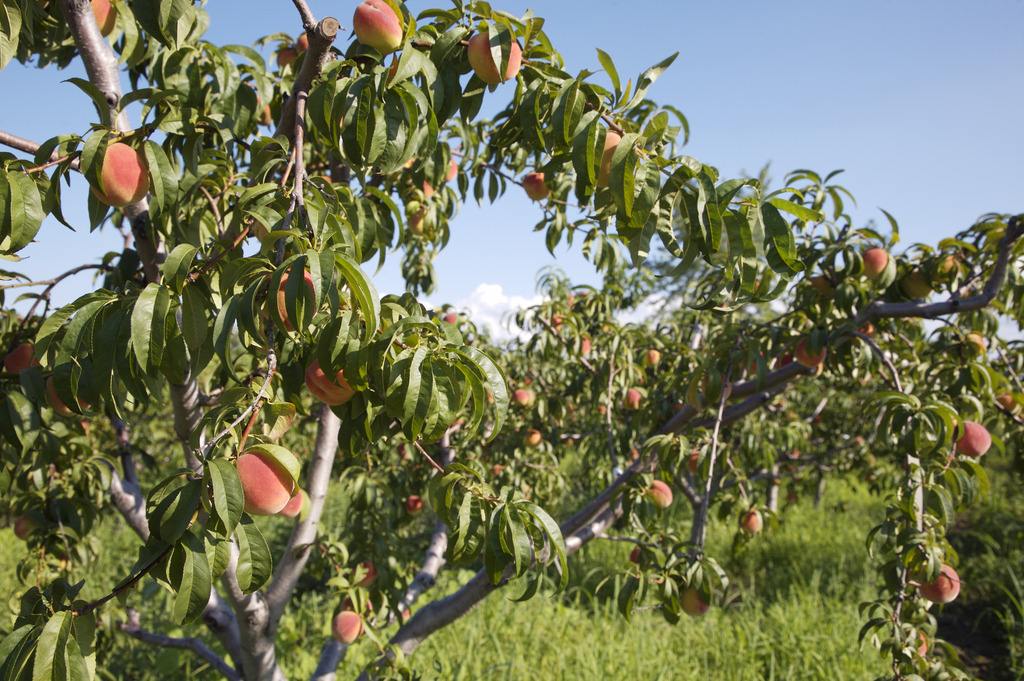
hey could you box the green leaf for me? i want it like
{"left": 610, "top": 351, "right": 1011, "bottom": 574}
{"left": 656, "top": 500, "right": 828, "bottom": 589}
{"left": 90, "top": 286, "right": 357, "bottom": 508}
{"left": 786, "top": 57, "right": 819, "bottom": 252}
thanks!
{"left": 32, "top": 610, "right": 88, "bottom": 681}
{"left": 621, "top": 52, "right": 678, "bottom": 112}
{"left": 596, "top": 48, "right": 621, "bottom": 101}
{"left": 207, "top": 459, "right": 244, "bottom": 536}
{"left": 767, "top": 196, "right": 823, "bottom": 224}
{"left": 170, "top": 532, "right": 213, "bottom": 625}
{"left": 161, "top": 244, "right": 197, "bottom": 293}
{"left": 143, "top": 141, "right": 179, "bottom": 215}
{"left": 131, "top": 283, "right": 173, "bottom": 373}
{"left": 334, "top": 253, "right": 380, "bottom": 341}
{"left": 458, "top": 346, "right": 509, "bottom": 442}
{"left": 235, "top": 516, "right": 272, "bottom": 593}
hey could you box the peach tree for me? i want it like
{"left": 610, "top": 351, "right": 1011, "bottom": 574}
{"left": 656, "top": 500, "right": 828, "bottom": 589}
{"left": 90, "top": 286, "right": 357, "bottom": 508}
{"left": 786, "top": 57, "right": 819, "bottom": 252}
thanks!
{"left": 0, "top": 1, "right": 1021, "bottom": 679}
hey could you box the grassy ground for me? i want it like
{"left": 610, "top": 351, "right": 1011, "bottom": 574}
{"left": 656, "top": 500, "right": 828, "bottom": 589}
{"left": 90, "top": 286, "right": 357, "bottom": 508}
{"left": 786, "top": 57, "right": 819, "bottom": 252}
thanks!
{"left": 3, "top": 475, "right": 1020, "bottom": 680}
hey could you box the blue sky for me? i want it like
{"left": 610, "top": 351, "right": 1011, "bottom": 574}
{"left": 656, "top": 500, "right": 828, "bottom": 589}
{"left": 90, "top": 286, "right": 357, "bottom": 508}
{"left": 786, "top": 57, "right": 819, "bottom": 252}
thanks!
{"left": 2, "top": 1, "right": 1021, "bottom": 332}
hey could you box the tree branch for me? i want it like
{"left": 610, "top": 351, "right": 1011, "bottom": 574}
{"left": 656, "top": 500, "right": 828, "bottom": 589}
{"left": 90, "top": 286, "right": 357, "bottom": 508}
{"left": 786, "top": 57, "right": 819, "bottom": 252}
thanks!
{"left": 0, "top": 130, "right": 82, "bottom": 171}
{"left": 273, "top": 17, "right": 341, "bottom": 141}
{"left": 121, "top": 609, "right": 241, "bottom": 681}
{"left": 265, "top": 405, "right": 341, "bottom": 626}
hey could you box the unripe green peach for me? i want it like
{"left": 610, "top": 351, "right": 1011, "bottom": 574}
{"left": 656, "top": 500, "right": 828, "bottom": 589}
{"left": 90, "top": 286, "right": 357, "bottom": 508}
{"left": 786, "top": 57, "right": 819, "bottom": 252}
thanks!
{"left": 93, "top": 142, "right": 149, "bottom": 208}
{"left": 466, "top": 31, "right": 522, "bottom": 85}
{"left": 236, "top": 451, "right": 294, "bottom": 515}
{"left": 353, "top": 0, "right": 403, "bottom": 54}
{"left": 900, "top": 271, "right": 932, "bottom": 299}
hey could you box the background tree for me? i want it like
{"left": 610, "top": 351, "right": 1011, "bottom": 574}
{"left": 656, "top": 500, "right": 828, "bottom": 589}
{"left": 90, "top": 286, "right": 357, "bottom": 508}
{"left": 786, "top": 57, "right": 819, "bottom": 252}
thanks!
{"left": 0, "top": 1, "right": 1020, "bottom": 680}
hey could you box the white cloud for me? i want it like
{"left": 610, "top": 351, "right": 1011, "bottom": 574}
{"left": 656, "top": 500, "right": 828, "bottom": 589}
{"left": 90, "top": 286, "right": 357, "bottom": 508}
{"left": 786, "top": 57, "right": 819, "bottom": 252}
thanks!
{"left": 454, "top": 283, "right": 541, "bottom": 340}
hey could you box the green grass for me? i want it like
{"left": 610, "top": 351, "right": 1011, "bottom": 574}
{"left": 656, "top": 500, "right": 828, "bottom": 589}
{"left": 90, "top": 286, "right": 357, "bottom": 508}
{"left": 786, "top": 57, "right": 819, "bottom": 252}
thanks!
{"left": 4, "top": 475, "right": 1021, "bottom": 680}
{"left": 328, "top": 481, "right": 889, "bottom": 680}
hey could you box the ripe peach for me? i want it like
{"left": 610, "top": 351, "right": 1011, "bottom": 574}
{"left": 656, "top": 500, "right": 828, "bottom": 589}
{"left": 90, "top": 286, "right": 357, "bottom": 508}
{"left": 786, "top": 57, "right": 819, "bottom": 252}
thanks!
{"left": 332, "top": 610, "right": 363, "bottom": 644}
{"left": 91, "top": 0, "right": 116, "bottom": 36}
{"left": 405, "top": 495, "right": 423, "bottom": 515}
{"left": 628, "top": 546, "right": 641, "bottom": 563}
{"left": 964, "top": 332, "right": 987, "bottom": 357}
{"left": 918, "top": 564, "right": 960, "bottom": 604}
{"left": 862, "top": 247, "right": 889, "bottom": 278}
{"left": 296, "top": 33, "right": 309, "bottom": 52}
{"left": 259, "top": 103, "right": 273, "bottom": 126}
{"left": 278, "top": 488, "right": 309, "bottom": 519}
{"left": 446, "top": 159, "right": 458, "bottom": 182}
{"left": 917, "top": 631, "right": 929, "bottom": 657}
{"left": 681, "top": 588, "right": 708, "bottom": 617}
{"left": 996, "top": 393, "right": 1018, "bottom": 413}
{"left": 647, "top": 480, "right": 673, "bottom": 508}
{"left": 809, "top": 275, "right": 834, "bottom": 298}
{"left": 46, "top": 376, "right": 74, "bottom": 417}
{"left": 443, "top": 311, "right": 458, "bottom": 324}
{"left": 236, "top": 451, "right": 295, "bottom": 515}
{"left": 580, "top": 337, "right": 592, "bottom": 356}
{"left": 422, "top": 181, "right": 435, "bottom": 198}
{"left": 623, "top": 388, "right": 642, "bottom": 411}
{"left": 305, "top": 359, "right": 355, "bottom": 406}
{"left": 512, "top": 388, "right": 535, "bottom": 407}
{"left": 956, "top": 421, "right": 991, "bottom": 458}
{"left": 794, "top": 338, "right": 826, "bottom": 369}
{"left": 276, "top": 270, "right": 316, "bottom": 331}
{"left": 524, "top": 429, "right": 542, "bottom": 448}
{"left": 643, "top": 349, "right": 661, "bottom": 367}
{"left": 687, "top": 450, "right": 700, "bottom": 475}
{"left": 353, "top": 0, "right": 403, "bottom": 54}
{"left": 13, "top": 515, "right": 35, "bottom": 540}
{"left": 740, "top": 508, "right": 763, "bottom": 535}
{"left": 597, "top": 130, "right": 622, "bottom": 187}
{"left": 356, "top": 560, "right": 377, "bottom": 588}
{"left": 597, "top": 404, "right": 607, "bottom": 416}
{"left": 491, "top": 464, "right": 505, "bottom": 476}
{"left": 277, "top": 46, "right": 298, "bottom": 67}
{"left": 93, "top": 142, "right": 149, "bottom": 208}
{"left": 466, "top": 31, "right": 522, "bottom": 85}
{"left": 522, "top": 172, "right": 549, "bottom": 201}
{"left": 4, "top": 342, "right": 35, "bottom": 374}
